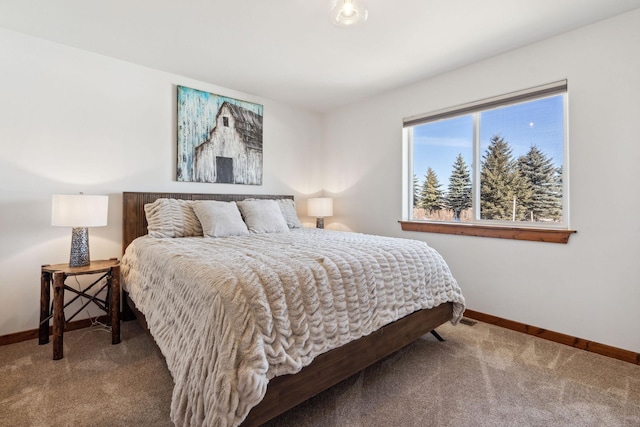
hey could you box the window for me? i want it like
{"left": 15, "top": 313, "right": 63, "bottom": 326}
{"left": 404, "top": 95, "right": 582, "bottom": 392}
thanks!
{"left": 223, "top": 116, "right": 229, "bottom": 127}
{"left": 402, "top": 81, "right": 573, "bottom": 242}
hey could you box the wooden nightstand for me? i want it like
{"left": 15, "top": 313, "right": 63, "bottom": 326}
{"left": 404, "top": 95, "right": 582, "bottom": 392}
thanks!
{"left": 39, "top": 258, "right": 121, "bottom": 360}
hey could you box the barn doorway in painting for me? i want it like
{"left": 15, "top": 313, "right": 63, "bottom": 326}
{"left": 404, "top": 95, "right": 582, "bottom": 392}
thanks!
{"left": 216, "top": 157, "right": 234, "bottom": 184}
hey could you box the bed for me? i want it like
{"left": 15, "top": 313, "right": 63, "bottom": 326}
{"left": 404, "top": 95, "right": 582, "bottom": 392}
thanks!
{"left": 120, "top": 191, "right": 465, "bottom": 426}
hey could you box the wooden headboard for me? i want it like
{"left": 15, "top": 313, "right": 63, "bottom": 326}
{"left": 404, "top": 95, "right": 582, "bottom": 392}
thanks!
{"left": 122, "top": 192, "right": 294, "bottom": 254}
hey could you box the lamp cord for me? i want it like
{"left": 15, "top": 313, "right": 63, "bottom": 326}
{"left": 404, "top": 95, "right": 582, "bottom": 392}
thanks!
{"left": 72, "top": 275, "right": 111, "bottom": 333}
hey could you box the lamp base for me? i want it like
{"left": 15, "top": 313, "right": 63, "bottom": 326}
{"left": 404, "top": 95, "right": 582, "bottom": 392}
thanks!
{"left": 316, "top": 217, "right": 324, "bottom": 229}
{"left": 69, "top": 227, "right": 90, "bottom": 267}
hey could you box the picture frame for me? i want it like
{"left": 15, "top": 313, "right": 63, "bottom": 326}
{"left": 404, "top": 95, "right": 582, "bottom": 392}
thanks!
{"left": 177, "top": 85, "right": 264, "bottom": 185}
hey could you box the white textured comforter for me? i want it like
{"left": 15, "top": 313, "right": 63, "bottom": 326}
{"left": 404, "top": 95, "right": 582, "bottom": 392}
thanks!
{"left": 121, "top": 228, "right": 465, "bottom": 427}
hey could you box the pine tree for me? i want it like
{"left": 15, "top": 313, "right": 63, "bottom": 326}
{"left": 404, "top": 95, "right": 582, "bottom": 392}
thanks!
{"left": 555, "top": 165, "right": 563, "bottom": 203}
{"left": 480, "top": 135, "right": 531, "bottom": 220}
{"left": 419, "top": 168, "right": 443, "bottom": 213}
{"left": 517, "top": 146, "right": 562, "bottom": 221}
{"left": 444, "top": 154, "right": 472, "bottom": 220}
{"left": 413, "top": 174, "right": 420, "bottom": 207}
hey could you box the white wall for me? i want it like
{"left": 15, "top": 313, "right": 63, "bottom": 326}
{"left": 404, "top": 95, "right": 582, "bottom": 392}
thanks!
{"left": 0, "top": 29, "right": 323, "bottom": 336}
{"left": 323, "top": 9, "right": 640, "bottom": 353}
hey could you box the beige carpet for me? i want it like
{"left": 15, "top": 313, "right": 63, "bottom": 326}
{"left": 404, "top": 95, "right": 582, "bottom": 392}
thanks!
{"left": 1, "top": 319, "right": 639, "bottom": 426}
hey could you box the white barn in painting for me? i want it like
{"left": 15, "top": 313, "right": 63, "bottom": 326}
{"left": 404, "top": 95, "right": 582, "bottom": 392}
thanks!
{"left": 194, "top": 102, "right": 263, "bottom": 184}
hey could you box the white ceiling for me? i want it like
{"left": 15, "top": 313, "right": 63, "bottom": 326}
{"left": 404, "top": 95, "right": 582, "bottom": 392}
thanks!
{"left": 1, "top": 1, "right": 639, "bottom": 112}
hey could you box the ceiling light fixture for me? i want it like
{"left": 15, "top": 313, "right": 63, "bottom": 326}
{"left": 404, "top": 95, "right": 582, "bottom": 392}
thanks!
{"left": 330, "top": 0, "right": 368, "bottom": 28}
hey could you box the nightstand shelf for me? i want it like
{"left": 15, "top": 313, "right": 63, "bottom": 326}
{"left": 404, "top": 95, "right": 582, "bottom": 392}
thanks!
{"left": 39, "top": 258, "right": 120, "bottom": 360}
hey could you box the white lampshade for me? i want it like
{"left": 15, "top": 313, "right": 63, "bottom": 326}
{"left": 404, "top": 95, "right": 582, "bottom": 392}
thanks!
{"left": 308, "top": 197, "right": 333, "bottom": 218}
{"left": 51, "top": 194, "right": 109, "bottom": 227}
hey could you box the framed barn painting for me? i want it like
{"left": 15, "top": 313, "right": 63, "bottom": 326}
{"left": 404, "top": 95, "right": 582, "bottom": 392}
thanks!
{"left": 177, "top": 85, "right": 264, "bottom": 185}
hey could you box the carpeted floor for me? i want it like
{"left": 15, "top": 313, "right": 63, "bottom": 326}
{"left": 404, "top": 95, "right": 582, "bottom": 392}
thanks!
{"left": 1, "top": 318, "right": 639, "bottom": 426}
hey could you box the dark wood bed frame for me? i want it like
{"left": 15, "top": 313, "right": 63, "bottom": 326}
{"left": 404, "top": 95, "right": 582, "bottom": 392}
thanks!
{"left": 122, "top": 191, "right": 454, "bottom": 426}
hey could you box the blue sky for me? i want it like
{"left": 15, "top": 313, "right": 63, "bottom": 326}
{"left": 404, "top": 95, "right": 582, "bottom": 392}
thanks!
{"left": 413, "top": 95, "right": 564, "bottom": 188}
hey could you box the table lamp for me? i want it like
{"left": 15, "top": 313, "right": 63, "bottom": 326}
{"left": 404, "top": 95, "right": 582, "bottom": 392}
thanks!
{"left": 307, "top": 197, "right": 333, "bottom": 229}
{"left": 51, "top": 193, "right": 109, "bottom": 267}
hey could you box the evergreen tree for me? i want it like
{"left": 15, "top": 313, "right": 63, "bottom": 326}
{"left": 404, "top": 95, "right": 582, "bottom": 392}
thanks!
{"left": 517, "top": 146, "right": 562, "bottom": 221}
{"left": 419, "top": 168, "right": 443, "bottom": 213}
{"left": 444, "top": 154, "right": 472, "bottom": 220}
{"left": 555, "top": 165, "right": 563, "bottom": 204}
{"left": 413, "top": 174, "right": 420, "bottom": 207}
{"left": 480, "top": 135, "right": 531, "bottom": 220}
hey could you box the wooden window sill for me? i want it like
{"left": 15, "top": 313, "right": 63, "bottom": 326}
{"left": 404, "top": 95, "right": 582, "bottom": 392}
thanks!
{"left": 399, "top": 221, "right": 576, "bottom": 243}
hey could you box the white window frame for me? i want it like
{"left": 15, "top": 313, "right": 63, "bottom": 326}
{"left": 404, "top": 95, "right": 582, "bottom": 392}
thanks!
{"left": 403, "top": 80, "right": 570, "bottom": 230}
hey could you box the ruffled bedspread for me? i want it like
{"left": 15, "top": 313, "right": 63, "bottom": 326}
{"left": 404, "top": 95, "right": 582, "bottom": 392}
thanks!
{"left": 121, "top": 229, "right": 465, "bottom": 426}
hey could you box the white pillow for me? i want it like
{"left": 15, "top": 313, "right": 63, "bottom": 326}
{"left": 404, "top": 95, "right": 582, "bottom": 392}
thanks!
{"left": 236, "top": 199, "right": 290, "bottom": 234}
{"left": 192, "top": 201, "right": 249, "bottom": 238}
{"left": 144, "top": 198, "right": 203, "bottom": 238}
{"left": 276, "top": 198, "right": 302, "bottom": 229}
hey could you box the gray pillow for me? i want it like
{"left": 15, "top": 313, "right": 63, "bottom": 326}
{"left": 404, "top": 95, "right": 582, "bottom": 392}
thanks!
{"left": 277, "top": 198, "right": 302, "bottom": 229}
{"left": 144, "top": 198, "right": 203, "bottom": 238}
{"left": 192, "top": 201, "right": 249, "bottom": 238}
{"left": 236, "top": 199, "right": 290, "bottom": 234}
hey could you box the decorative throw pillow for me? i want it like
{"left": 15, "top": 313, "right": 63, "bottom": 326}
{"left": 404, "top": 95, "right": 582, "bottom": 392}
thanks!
{"left": 144, "top": 198, "right": 203, "bottom": 238}
{"left": 236, "top": 199, "right": 290, "bottom": 234}
{"left": 192, "top": 201, "right": 249, "bottom": 238}
{"left": 276, "top": 198, "right": 302, "bottom": 229}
